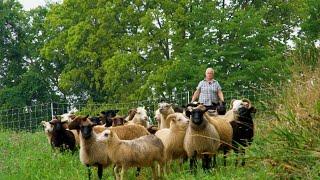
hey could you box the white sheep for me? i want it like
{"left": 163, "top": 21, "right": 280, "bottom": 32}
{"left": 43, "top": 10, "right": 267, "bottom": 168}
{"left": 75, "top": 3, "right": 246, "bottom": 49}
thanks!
{"left": 98, "top": 130, "right": 165, "bottom": 180}
{"left": 127, "top": 107, "right": 149, "bottom": 128}
{"left": 155, "top": 113, "right": 189, "bottom": 171}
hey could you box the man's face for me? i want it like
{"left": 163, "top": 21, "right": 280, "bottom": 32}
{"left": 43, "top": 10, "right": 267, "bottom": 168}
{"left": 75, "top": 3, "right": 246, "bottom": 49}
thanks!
{"left": 206, "top": 70, "right": 214, "bottom": 80}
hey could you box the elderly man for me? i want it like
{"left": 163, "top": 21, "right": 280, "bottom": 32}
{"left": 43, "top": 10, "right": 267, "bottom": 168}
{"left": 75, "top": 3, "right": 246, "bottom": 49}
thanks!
{"left": 191, "top": 68, "right": 225, "bottom": 113}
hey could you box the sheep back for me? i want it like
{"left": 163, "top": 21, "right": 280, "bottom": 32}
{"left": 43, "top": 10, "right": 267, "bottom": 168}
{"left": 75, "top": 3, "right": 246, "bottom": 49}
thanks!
{"left": 109, "top": 124, "right": 150, "bottom": 140}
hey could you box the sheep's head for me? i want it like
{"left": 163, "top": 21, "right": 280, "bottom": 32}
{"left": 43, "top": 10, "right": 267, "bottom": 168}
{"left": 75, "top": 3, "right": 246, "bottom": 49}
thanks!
{"left": 159, "top": 102, "right": 173, "bottom": 114}
{"left": 41, "top": 121, "right": 53, "bottom": 133}
{"left": 189, "top": 105, "right": 207, "bottom": 125}
{"left": 97, "top": 129, "right": 117, "bottom": 142}
{"left": 89, "top": 116, "right": 102, "bottom": 125}
{"left": 50, "top": 117, "right": 67, "bottom": 132}
{"left": 100, "top": 109, "right": 119, "bottom": 126}
{"left": 132, "top": 107, "right": 148, "bottom": 122}
{"left": 238, "top": 106, "right": 257, "bottom": 123}
{"left": 79, "top": 115, "right": 96, "bottom": 139}
{"left": 97, "top": 129, "right": 111, "bottom": 142}
{"left": 154, "top": 109, "right": 161, "bottom": 123}
{"left": 112, "top": 116, "right": 126, "bottom": 127}
{"left": 167, "top": 113, "right": 189, "bottom": 130}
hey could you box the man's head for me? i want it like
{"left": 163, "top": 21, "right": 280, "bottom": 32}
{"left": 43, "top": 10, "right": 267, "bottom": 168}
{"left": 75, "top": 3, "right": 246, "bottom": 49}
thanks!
{"left": 205, "top": 68, "right": 214, "bottom": 81}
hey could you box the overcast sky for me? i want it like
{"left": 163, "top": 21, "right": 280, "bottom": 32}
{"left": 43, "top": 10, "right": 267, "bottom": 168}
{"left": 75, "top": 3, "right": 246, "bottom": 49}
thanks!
{"left": 18, "top": 0, "right": 61, "bottom": 10}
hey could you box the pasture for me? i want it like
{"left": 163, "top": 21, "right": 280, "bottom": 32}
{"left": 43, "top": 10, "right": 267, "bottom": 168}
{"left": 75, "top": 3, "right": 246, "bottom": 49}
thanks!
{"left": 1, "top": 112, "right": 319, "bottom": 179}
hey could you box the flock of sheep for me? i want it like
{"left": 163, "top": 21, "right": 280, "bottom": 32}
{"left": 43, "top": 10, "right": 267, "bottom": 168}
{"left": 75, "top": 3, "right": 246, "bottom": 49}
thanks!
{"left": 40, "top": 99, "right": 256, "bottom": 180}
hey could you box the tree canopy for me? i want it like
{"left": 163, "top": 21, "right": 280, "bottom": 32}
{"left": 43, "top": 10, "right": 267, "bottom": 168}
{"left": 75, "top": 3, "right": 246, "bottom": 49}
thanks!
{"left": 1, "top": 0, "right": 319, "bottom": 108}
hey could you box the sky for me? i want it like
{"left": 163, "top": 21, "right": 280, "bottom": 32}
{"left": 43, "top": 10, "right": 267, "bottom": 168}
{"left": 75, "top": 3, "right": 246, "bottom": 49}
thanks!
{"left": 18, "top": 0, "right": 61, "bottom": 10}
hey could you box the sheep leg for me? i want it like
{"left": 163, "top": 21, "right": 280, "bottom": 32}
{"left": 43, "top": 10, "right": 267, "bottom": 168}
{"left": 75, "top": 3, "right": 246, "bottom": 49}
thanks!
{"left": 151, "top": 163, "right": 157, "bottom": 180}
{"left": 211, "top": 154, "right": 217, "bottom": 168}
{"left": 135, "top": 167, "right": 141, "bottom": 177}
{"left": 86, "top": 165, "right": 91, "bottom": 180}
{"left": 113, "top": 166, "right": 120, "bottom": 180}
{"left": 120, "top": 166, "right": 125, "bottom": 180}
{"left": 223, "top": 148, "right": 228, "bottom": 166}
{"left": 190, "top": 151, "right": 197, "bottom": 173}
{"left": 97, "top": 164, "right": 103, "bottom": 180}
{"left": 202, "top": 154, "right": 211, "bottom": 170}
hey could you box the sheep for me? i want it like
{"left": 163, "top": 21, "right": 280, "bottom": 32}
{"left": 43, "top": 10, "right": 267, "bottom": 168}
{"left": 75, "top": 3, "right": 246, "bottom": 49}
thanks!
{"left": 49, "top": 117, "right": 76, "bottom": 153}
{"left": 127, "top": 107, "right": 149, "bottom": 128}
{"left": 97, "top": 130, "right": 165, "bottom": 180}
{"left": 147, "top": 125, "right": 159, "bottom": 134}
{"left": 99, "top": 109, "right": 119, "bottom": 127}
{"left": 154, "top": 109, "right": 161, "bottom": 127}
{"left": 229, "top": 99, "right": 257, "bottom": 166}
{"left": 68, "top": 116, "right": 150, "bottom": 179}
{"left": 41, "top": 120, "right": 53, "bottom": 144}
{"left": 155, "top": 113, "right": 189, "bottom": 171}
{"left": 124, "top": 108, "right": 137, "bottom": 122}
{"left": 203, "top": 110, "right": 233, "bottom": 166}
{"left": 111, "top": 116, "right": 126, "bottom": 127}
{"left": 158, "top": 102, "right": 175, "bottom": 129}
{"left": 183, "top": 105, "right": 220, "bottom": 171}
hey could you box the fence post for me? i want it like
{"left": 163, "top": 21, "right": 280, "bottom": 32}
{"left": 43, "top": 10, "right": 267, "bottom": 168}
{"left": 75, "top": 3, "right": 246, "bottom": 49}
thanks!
{"left": 187, "top": 91, "right": 190, "bottom": 104}
{"left": 51, "top": 102, "right": 54, "bottom": 118}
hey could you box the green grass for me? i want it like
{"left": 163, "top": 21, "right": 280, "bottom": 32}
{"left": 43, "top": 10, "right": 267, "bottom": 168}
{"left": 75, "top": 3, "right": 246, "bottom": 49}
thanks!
{"left": 1, "top": 114, "right": 319, "bottom": 180}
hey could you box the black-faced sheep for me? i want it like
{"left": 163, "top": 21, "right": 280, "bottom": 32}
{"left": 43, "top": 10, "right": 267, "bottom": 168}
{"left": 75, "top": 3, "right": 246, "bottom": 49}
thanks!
{"left": 229, "top": 99, "right": 257, "bottom": 166}
{"left": 97, "top": 130, "right": 165, "bottom": 180}
{"left": 99, "top": 109, "right": 119, "bottom": 127}
{"left": 155, "top": 113, "right": 189, "bottom": 171}
{"left": 158, "top": 102, "right": 175, "bottom": 129}
{"left": 50, "top": 117, "right": 76, "bottom": 153}
{"left": 183, "top": 105, "right": 220, "bottom": 171}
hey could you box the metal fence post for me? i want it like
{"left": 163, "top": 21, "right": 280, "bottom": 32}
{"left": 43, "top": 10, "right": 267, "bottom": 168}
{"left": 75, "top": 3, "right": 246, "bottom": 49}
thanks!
{"left": 51, "top": 102, "right": 54, "bottom": 118}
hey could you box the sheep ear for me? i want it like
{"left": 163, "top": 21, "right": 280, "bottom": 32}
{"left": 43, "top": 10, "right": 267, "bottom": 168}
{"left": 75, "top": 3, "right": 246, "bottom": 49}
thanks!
{"left": 40, "top": 121, "right": 46, "bottom": 126}
{"left": 85, "top": 115, "right": 89, "bottom": 118}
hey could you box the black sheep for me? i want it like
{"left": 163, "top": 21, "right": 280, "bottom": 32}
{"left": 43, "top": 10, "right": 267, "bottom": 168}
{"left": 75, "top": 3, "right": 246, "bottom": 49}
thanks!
{"left": 230, "top": 105, "right": 256, "bottom": 166}
{"left": 50, "top": 117, "right": 76, "bottom": 153}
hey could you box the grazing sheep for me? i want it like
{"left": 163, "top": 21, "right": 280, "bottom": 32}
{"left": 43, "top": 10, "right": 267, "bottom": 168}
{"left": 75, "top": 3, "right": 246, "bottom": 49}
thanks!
{"left": 158, "top": 102, "right": 175, "bottom": 129}
{"left": 97, "top": 130, "right": 165, "bottom": 180}
{"left": 155, "top": 113, "right": 189, "bottom": 171}
{"left": 41, "top": 121, "right": 53, "bottom": 144}
{"left": 127, "top": 107, "right": 149, "bottom": 128}
{"left": 68, "top": 116, "right": 150, "bottom": 179}
{"left": 183, "top": 105, "right": 220, "bottom": 171}
{"left": 230, "top": 99, "right": 257, "bottom": 166}
{"left": 203, "top": 110, "right": 233, "bottom": 166}
{"left": 50, "top": 117, "right": 76, "bottom": 153}
{"left": 99, "top": 109, "right": 119, "bottom": 127}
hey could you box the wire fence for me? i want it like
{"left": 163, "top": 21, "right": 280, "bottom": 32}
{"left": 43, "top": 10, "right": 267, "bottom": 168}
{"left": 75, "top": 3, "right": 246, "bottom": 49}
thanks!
{"left": 0, "top": 89, "right": 271, "bottom": 132}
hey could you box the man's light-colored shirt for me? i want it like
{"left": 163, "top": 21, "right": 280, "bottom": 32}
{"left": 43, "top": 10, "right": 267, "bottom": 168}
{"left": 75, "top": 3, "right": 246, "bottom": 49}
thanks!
{"left": 196, "top": 79, "right": 221, "bottom": 106}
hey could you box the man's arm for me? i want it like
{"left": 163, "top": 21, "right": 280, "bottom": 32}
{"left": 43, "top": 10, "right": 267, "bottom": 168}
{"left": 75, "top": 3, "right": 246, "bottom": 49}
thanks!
{"left": 217, "top": 89, "right": 224, "bottom": 103}
{"left": 191, "top": 89, "right": 200, "bottom": 102}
